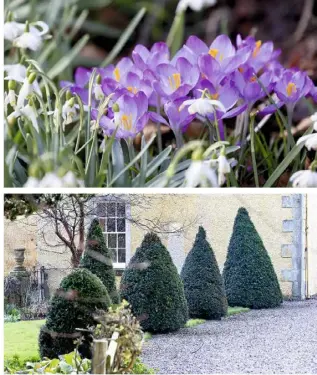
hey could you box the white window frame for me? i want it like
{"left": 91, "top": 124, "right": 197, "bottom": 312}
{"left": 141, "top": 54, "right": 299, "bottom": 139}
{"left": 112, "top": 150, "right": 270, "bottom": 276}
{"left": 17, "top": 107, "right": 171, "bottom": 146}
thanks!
{"left": 94, "top": 198, "right": 131, "bottom": 270}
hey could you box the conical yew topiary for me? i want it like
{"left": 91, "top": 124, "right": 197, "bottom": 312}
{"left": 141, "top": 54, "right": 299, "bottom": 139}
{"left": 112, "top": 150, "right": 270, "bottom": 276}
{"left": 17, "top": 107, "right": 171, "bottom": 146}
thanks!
{"left": 181, "top": 226, "right": 227, "bottom": 319}
{"left": 120, "top": 232, "right": 188, "bottom": 333}
{"left": 80, "top": 218, "right": 119, "bottom": 304}
{"left": 39, "top": 268, "right": 111, "bottom": 359}
{"left": 223, "top": 207, "right": 283, "bottom": 309}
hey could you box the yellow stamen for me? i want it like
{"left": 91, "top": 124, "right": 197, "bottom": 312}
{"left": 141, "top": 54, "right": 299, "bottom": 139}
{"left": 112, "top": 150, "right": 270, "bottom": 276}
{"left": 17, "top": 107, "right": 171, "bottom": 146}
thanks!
{"left": 127, "top": 86, "right": 138, "bottom": 94}
{"left": 253, "top": 40, "right": 262, "bottom": 58}
{"left": 209, "top": 48, "right": 219, "bottom": 58}
{"left": 121, "top": 114, "right": 133, "bottom": 130}
{"left": 238, "top": 67, "right": 244, "bottom": 73}
{"left": 211, "top": 93, "right": 219, "bottom": 100}
{"left": 168, "top": 73, "right": 181, "bottom": 90}
{"left": 286, "top": 82, "right": 297, "bottom": 96}
{"left": 250, "top": 76, "right": 257, "bottom": 82}
{"left": 114, "top": 68, "right": 120, "bottom": 82}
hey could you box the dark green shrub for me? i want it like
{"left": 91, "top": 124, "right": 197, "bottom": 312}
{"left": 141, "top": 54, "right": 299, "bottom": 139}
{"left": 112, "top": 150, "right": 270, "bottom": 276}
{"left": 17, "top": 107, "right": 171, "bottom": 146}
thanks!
{"left": 181, "top": 226, "right": 227, "bottom": 319}
{"left": 39, "top": 268, "right": 111, "bottom": 359}
{"left": 223, "top": 207, "right": 283, "bottom": 309}
{"left": 80, "top": 218, "right": 119, "bottom": 304}
{"left": 120, "top": 233, "right": 188, "bottom": 333}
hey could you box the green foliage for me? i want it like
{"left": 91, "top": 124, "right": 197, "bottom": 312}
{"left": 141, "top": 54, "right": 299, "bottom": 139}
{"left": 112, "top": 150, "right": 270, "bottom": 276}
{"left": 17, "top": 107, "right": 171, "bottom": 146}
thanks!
{"left": 39, "top": 268, "right": 111, "bottom": 359}
{"left": 4, "top": 354, "right": 155, "bottom": 374}
{"left": 227, "top": 306, "right": 250, "bottom": 316}
{"left": 80, "top": 218, "right": 119, "bottom": 303}
{"left": 223, "top": 207, "right": 283, "bottom": 309}
{"left": 181, "top": 226, "right": 228, "bottom": 320}
{"left": 120, "top": 233, "right": 188, "bottom": 333}
{"left": 185, "top": 319, "right": 205, "bottom": 328}
{"left": 131, "top": 358, "right": 156, "bottom": 374}
{"left": 93, "top": 300, "right": 143, "bottom": 373}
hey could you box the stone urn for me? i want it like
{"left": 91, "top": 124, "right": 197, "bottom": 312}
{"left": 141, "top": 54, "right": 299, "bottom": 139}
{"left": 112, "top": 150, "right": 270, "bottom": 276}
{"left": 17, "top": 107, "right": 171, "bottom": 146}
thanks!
{"left": 11, "top": 248, "right": 29, "bottom": 277}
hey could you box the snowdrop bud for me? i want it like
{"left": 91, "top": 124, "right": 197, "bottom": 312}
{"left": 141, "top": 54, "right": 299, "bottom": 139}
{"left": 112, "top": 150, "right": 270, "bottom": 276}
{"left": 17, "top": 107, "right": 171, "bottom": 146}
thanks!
{"left": 68, "top": 97, "right": 75, "bottom": 108}
{"left": 112, "top": 103, "right": 120, "bottom": 112}
{"left": 27, "top": 72, "right": 37, "bottom": 84}
{"left": 191, "top": 147, "right": 204, "bottom": 161}
{"left": 8, "top": 80, "right": 16, "bottom": 90}
{"left": 218, "top": 148, "right": 231, "bottom": 186}
{"left": 96, "top": 74, "right": 102, "bottom": 84}
{"left": 66, "top": 90, "right": 73, "bottom": 101}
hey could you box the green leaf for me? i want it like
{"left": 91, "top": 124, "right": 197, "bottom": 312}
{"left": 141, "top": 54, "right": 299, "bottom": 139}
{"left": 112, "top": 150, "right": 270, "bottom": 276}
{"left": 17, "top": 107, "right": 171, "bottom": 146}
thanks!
{"left": 264, "top": 125, "right": 314, "bottom": 187}
{"left": 111, "top": 139, "right": 128, "bottom": 187}
{"left": 101, "top": 7, "right": 146, "bottom": 67}
{"left": 166, "top": 11, "right": 185, "bottom": 57}
{"left": 47, "top": 34, "right": 89, "bottom": 79}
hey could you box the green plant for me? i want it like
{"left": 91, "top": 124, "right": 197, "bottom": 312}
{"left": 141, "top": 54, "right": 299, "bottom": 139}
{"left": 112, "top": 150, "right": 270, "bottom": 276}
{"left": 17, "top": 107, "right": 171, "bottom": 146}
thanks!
{"left": 131, "top": 358, "right": 156, "bottom": 374}
{"left": 181, "top": 226, "right": 228, "bottom": 319}
{"left": 223, "top": 207, "right": 283, "bottom": 309}
{"left": 120, "top": 232, "right": 188, "bottom": 333}
{"left": 39, "top": 268, "right": 111, "bottom": 359}
{"left": 92, "top": 300, "right": 143, "bottom": 373}
{"left": 80, "top": 218, "right": 119, "bottom": 303}
{"left": 227, "top": 306, "right": 250, "bottom": 316}
{"left": 185, "top": 319, "right": 206, "bottom": 328}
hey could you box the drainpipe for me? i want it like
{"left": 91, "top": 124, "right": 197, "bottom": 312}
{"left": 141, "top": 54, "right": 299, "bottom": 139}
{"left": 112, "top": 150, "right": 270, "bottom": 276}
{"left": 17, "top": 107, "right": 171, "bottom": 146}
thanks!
{"left": 299, "top": 194, "right": 307, "bottom": 300}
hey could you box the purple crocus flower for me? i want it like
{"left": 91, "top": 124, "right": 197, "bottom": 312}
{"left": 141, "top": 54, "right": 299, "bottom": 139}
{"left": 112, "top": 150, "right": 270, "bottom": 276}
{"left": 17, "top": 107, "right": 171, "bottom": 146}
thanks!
{"left": 275, "top": 69, "right": 313, "bottom": 105}
{"left": 232, "top": 68, "right": 274, "bottom": 109}
{"left": 96, "top": 91, "right": 149, "bottom": 139}
{"left": 153, "top": 58, "right": 200, "bottom": 100}
{"left": 132, "top": 42, "right": 170, "bottom": 72}
{"left": 179, "top": 35, "right": 252, "bottom": 74}
{"left": 164, "top": 97, "right": 196, "bottom": 134}
{"left": 236, "top": 35, "right": 281, "bottom": 73}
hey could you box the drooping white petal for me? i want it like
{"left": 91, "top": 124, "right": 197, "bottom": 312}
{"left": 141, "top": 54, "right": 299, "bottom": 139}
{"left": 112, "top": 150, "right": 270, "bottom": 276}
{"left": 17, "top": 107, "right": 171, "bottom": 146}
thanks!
{"left": 185, "top": 160, "right": 203, "bottom": 187}
{"left": 13, "top": 32, "right": 42, "bottom": 51}
{"left": 4, "top": 21, "right": 24, "bottom": 41}
{"left": 62, "top": 101, "right": 77, "bottom": 125}
{"left": 17, "top": 79, "right": 33, "bottom": 109}
{"left": 4, "top": 64, "right": 27, "bottom": 82}
{"left": 185, "top": 98, "right": 226, "bottom": 116}
{"left": 297, "top": 134, "right": 317, "bottom": 151}
{"left": 24, "top": 177, "right": 40, "bottom": 187}
{"left": 217, "top": 154, "right": 231, "bottom": 185}
{"left": 62, "top": 172, "right": 84, "bottom": 187}
{"left": 30, "top": 21, "right": 49, "bottom": 37}
{"left": 176, "top": 0, "right": 217, "bottom": 14}
{"left": 20, "top": 104, "right": 39, "bottom": 132}
{"left": 290, "top": 170, "right": 317, "bottom": 187}
{"left": 94, "top": 84, "right": 104, "bottom": 101}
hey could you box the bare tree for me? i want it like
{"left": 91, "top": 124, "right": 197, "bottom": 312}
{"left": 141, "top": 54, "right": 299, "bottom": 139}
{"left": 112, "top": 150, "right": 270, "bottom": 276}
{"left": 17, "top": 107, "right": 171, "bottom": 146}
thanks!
{"left": 5, "top": 194, "right": 198, "bottom": 268}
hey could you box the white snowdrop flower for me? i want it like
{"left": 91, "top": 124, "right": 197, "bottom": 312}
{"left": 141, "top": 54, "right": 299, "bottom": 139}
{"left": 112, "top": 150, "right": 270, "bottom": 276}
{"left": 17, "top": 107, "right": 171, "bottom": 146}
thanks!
{"left": 176, "top": 0, "right": 217, "bottom": 13}
{"left": 17, "top": 73, "right": 38, "bottom": 109}
{"left": 181, "top": 97, "right": 226, "bottom": 117}
{"left": 13, "top": 21, "right": 50, "bottom": 51}
{"left": 185, "top": 160, "right": 219, "bottom": 187}
{"left": 296, "top": 134, "right": 317, "bottom": 151}
{"left": 62, "top": 98, "right": 77, "bottom": 125}
{"left": 94, "top": 84, "right": 104, "bottom": 101}
{"left": 62, "top": 172, "right": 84, "bottom": 187}
{"left": 23, "top": 177, "right": 40, "bottom": 187}
{"left": 4, "top": 21, "right": 25, "bottom": 41}
{"left": 4, "top": 64, "right": 27, "bottom": 83}
{"left": 311, "top": 112, "right": 317, "bottom": 131}
{"left": 5, "top": 81, "right": 17, "bottom": 109}
{"left": 13, "top": 31, "right": 42, "bottom": 51}
{"left": 20, "top": 103, "right": 39, "bottom": 132}
{"left": 217, "top": 151, "right": 231, "bottom": 186}
{"left": 290, "top": 170, "right": 317, "bottom": 188}
{"left": 37, "top": 173, "right": 64, "bottom": 187}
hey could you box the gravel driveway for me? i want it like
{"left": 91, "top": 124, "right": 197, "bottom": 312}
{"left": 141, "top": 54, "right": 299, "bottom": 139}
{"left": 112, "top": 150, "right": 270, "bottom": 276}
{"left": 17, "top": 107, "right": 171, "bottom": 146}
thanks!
{"left": 141, "top": 299, "right": 317, "bottom": 374}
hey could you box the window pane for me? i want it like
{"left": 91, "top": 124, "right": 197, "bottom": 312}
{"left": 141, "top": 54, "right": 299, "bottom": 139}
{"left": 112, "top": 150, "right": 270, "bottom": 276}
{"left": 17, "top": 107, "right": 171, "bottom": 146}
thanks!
{"left": 107, "top": 203, "right": 116, "bottom": 217}
{"left": 117, "top": 218, "right": 125, "bottom": 232}
{"left": 110, "top": 249, "right": 117, "bottom": 262}
{"left": 118, "top": 248, "right": 126, "bottom": 263}
{"left": 99, "top": 218, "right": 105, "bottom": 230}
{"left": 96, "top": 202, "right": 107, "bottom": 216}
{"left": 117, "top": 203, "right": 125, "bottom": 217}
{"left": 108, "top": 233, "right": 117, "bottom": 248}
{"left": 107, "top": 218, "right": 116, "bottom": 232}
{"left": 118, "top": 234, "right": 125, "bottom": 247}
